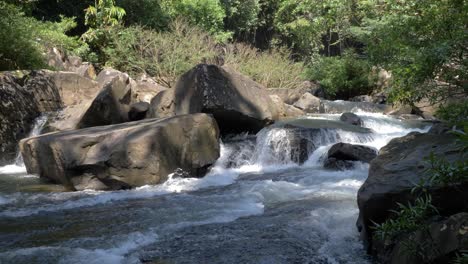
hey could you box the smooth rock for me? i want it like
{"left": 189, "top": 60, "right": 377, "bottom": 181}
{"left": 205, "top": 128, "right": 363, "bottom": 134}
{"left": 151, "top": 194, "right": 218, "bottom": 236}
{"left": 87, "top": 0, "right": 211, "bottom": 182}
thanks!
{"left": 20, "top": 114, "right": 220, "bottom": 191}
{"left": 77, "top": 75, "right": 137, "bottom": 129}
{"left": 340, "top": 112, "right": 363, "bottom": 126}
{"left": 148, "top": 64, "right": 278, "bottom": 134}
{"left": 293, "top": 92, "right": 321, "bottom": 113}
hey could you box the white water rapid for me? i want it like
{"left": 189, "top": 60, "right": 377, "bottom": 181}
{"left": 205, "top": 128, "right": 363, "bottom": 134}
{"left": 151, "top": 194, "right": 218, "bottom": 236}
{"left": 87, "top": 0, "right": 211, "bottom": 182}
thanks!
{"left": 0, "top": 112, "right": 431, "bottom": 264}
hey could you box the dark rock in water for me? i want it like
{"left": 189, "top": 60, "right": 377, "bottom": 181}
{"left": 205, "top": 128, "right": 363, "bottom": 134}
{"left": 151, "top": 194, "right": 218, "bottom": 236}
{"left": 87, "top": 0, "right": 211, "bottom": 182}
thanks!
{"left": 328, "top": 143, "right": 377, "bottom": 163}
{"left": 148, "top": 64, "right": 278, "bottom": 135}
{"left": 375, "top": 213, "right": 468, "bottom": 264}
{"left": 323, "top": 157, "right": 354, "bottom": 170}
{"left": 293, "top": 92, "right": 321, "bottom": 113}
{"left": 340, "top": 112, "right": 363, "bottom": 126}
{"left": 0, "top": 71, "right": 64, "bottom": 165}
{"left": 20, "top": 114, "right": 220, "bottom": 191}
{"left": 357, "top": 131, "right": 468, "bottom": 253}
{"left": 324, "top": 143, "right": 377, "bottom": 170}
{"left": 128, "top": 102, "right": 150, "bottom": 121}
{"left": 77, "top": 74, "right": 137, "bottom": 128}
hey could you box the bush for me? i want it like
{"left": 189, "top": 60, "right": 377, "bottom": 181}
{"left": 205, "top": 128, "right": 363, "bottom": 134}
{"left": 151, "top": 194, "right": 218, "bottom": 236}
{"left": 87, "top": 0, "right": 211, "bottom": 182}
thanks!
{"left": 304, "top": 51, "right": 374, "bottom": 99}
{"left": 436, "top": 102, "right": 468, "bottom": 127}
{"left": 0, "top": 2, "right": 83, "bottom": 70}
{"left": 224, "top": 43, "right": 305, "bottom": 89}
{"left": 103, "top": 20, "right": 218, "bottom": 87}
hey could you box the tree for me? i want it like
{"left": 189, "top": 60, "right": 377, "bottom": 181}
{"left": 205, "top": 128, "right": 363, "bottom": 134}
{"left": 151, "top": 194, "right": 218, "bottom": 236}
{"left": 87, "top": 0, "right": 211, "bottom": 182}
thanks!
{"left": 82, "top": 0, "right": 126, "bottom": 62}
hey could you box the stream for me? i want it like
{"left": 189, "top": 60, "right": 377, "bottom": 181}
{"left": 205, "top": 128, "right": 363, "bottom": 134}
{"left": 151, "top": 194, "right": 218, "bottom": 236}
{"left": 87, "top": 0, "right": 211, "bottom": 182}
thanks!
{"left": 0, "top": 112, "right": 430, "bottom": 264}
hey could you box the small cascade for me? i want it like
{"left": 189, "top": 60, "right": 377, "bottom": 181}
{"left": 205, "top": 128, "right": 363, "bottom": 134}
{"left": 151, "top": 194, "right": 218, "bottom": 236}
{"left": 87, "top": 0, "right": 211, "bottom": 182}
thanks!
{"left": 14, "top": 114, "right": 48, "bottom": 166}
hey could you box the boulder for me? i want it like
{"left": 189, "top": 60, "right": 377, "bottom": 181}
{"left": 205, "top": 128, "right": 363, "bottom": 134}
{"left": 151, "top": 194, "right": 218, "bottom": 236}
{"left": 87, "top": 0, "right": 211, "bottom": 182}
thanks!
{"left": 49, "top": 71, "right": 100, "bottom": 106}
{"left": 357, "top": 129, "right": 468, "bottom": 251}
{"left": 340, "top": 112, "right": 363, "bottom": 126}
{"left": 148, "top": 89, "right": 176, "bottom": 119}
{"left": 324, "top": 143, "right": 377, "bottom": 170}
{"left": 0, "top": 71, "right": 64, "bottom": 164}
{"left": 132, "top": 76, "right": 167, "bottom": 103}
{"left": 20, "top": 114, "right": 220, "bottom": 191}
{"left": 267, "top": 81, "right": 320, "bottom": 104}
{"left": 77, "top": 74, "right": 137, "bottom": 129}
{"left": 128, "top": 102, "right": 150, "bottom": 121}
{"left": 384, "top": 103, "right": 413, "bottom": 116}
{"left": 148, "top": 64, "right": 278, "bottom": 134}
{"left": 380, "top": 213, "right": 468, "bottom": 264}
{"left": 96, "top": 68, "right": 130, "bottom": 87}
{"left": 75, "top": 63, "right": 97, "bottom": 80}
{"left": 350, "top": 95, "right": 373, "bottom": 103}
{"left": 269, "top": 95, "right": 305, "bottom": 119}
{"left": 293, "top": 92, "right": 321, "bottom": 113}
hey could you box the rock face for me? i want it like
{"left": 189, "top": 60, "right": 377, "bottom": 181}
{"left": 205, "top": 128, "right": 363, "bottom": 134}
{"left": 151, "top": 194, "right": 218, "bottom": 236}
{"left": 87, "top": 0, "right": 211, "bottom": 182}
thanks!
{"left": 357, "top": 129, "right": 468, "bottom": 251}
{"left": 76, "top": 75, "right": 137, "bottom": 129}
{"left": 324, "top": 143, "right": 377, "bottom": 170}
{"left": 340, "top": 112, "right": 363, "bottom": 126}
{"left": 293, "top": 92, "right": 321, "bottom": 113}
{"left": 0, "top": 71, "right": 63, "bottom": 164}
{"left": 148, "top": 64, "right": 278, "bottom": 134}
{"left": 133, "top": 75, "right": 167, "bottom": 103}
{"left": 380, "top": 213, "right": 468, "bottom": 264}
{"left": 20, "top": 114, "right": 220, "bottom": 191}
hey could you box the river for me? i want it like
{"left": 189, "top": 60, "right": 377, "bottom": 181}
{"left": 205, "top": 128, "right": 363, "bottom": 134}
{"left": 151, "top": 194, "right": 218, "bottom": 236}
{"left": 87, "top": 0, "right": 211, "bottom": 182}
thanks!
{"left": 0, "top": 112, "right": 430, "bottom": 263}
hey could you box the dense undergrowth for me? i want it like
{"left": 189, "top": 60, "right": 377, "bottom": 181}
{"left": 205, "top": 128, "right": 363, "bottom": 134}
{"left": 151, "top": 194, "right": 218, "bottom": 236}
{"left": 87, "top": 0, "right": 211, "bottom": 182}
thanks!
{"left": 1, "top": 0, "right": 466, "bottom": 101}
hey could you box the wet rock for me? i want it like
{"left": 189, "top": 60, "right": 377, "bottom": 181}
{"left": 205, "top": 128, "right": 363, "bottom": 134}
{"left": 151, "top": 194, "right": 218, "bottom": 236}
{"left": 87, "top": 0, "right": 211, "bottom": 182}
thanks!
{"left": 20, "top": 114, "right": 220, "bottom": 191}
{"left": 324, "top": 143, "right": 377, "bottom": 170}
{"left": 384, "top": 104, "right": 413, "bottom": 116}
{"left": 0, "top": 71, "right": 63, "bottom": 165}
{"left": 357, "top": 131, "right": 468, "bottom": 251}
{"left": 397, "top": 114, "right": 423, "bottom": 120}
{"left": 77, "top": 75, "right": 137, "bottom": 129}
{"left": 340, "top": 112, "right": 363, "bottom": 126}
{"left": 128, "top": 102, "right": 150, "bottom": 121}
{"left": 147, "top": 64, "right": 278, "bottom": 134}
{"left": 350, "top": 95, "right": 373, "bottom": 103}
{"left": 293, "top": 92, "right": 321, "bottom": 113}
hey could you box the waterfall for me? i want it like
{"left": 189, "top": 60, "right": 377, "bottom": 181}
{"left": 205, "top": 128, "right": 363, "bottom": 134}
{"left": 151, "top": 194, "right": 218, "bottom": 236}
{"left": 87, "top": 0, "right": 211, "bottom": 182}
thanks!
{"left": 14, "top": 114, "right": 48, "bottom": 166}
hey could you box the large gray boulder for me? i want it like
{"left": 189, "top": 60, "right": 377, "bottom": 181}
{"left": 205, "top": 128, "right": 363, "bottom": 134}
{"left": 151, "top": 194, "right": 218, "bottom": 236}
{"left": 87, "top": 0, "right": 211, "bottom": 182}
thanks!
{"left": 357, "top": 128, "right": 468, "bottom": 251}
{"left": 293, "top": 92, "right": 321, "bottom": 113}
{"left": 319, "top": 100, "right": 389, "bottom": 114}
{"left": 133, "top": 75, "right": 168, "bottom": 103}
{"left": 20, "top": 114, "right": 220, "bottom": 191}
{"left": 76, "top": 75, "right": 137, "bottom": 129}
{"left": 148, "top": 64, "right": 279, "bottom": 134}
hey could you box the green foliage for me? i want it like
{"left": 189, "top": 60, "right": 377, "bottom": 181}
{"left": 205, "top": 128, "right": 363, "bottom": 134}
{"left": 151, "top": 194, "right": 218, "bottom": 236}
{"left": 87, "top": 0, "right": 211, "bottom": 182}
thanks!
{"left": 117, "top": 0, "right": 169, "bottom": 30}
{"left": 161, "top": 0, "right": 230, "bottom": 42}
{"left": 453, "top": 250, "right": 468, "bottom": 264}
{"left": 436, "top": 102, "right": 468, "bottom": 127}
{"left": 372, "top": 195, "right": 438, "bottom": 242}
{"left": 222, "top": 0, "right": 260, "bottom": 38}
{"left": 103, "top": 20, "right": 218, "bottom": 87}
{"left": 304, "top": 50, "right": 374, "bottom": 99}
{"left": 82, "top": 0, "right": 126, "bottom": 62}
{"left": 0, "top": 2, "right": 83, "bottom": 70}
{"left": 356, "top": 0, "right": 468, "bottom": 105}
{"left": 224, "top": 43, "right": 305, "bottom": 89}
{"left": 422, "top": 152, "right": 468, "bottom": 187}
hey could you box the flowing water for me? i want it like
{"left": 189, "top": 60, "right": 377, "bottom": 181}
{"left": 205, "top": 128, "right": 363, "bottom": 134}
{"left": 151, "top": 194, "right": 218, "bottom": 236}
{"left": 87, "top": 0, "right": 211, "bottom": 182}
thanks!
{"left": 0, "top": 112, "right": 431, "bottom": 264}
